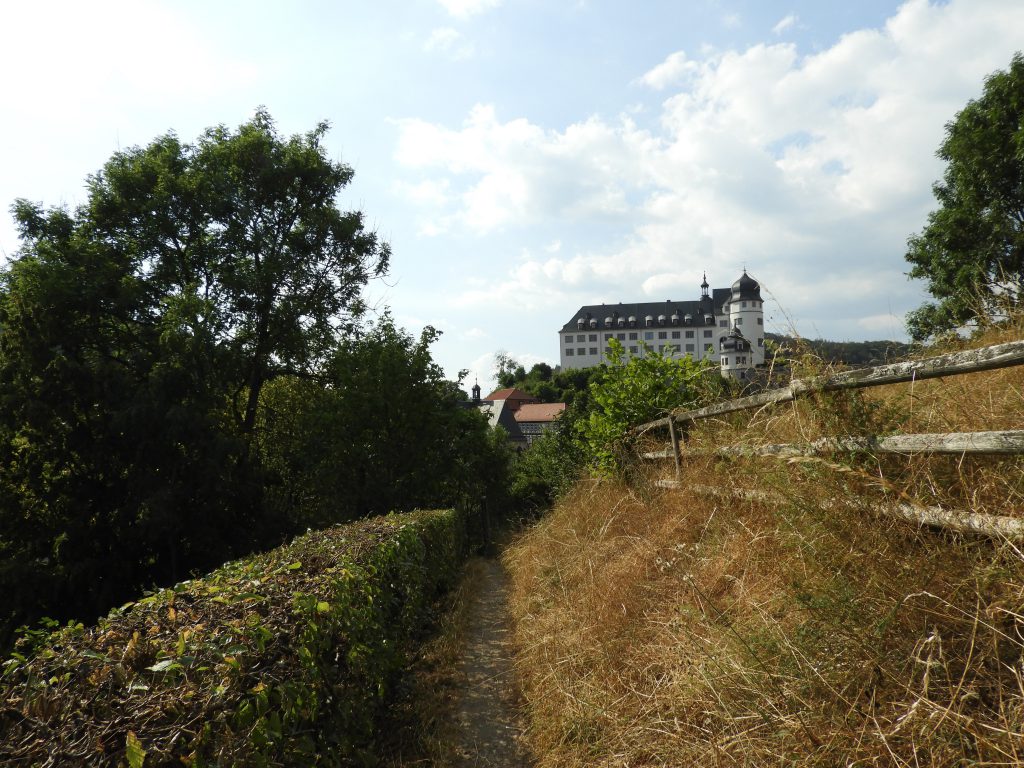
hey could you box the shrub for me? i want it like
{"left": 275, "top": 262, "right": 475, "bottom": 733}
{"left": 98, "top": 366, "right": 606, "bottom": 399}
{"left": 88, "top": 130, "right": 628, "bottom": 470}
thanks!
{"left": 0, "top": 508, "right": 465, "bottom": 766}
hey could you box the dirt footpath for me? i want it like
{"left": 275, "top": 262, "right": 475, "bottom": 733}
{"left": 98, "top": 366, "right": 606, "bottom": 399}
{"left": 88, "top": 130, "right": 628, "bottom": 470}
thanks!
{"left": 450, "top": 558, "right": 532, "bottom": 767}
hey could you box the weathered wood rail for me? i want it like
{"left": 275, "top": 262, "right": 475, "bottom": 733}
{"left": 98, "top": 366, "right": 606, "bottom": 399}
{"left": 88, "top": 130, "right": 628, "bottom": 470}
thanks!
{"left": 637, "top": 339, "right": 1024, "bottom": 433}
{"left": 638, "top": 339, "right": 1024, "bottom": 540}
{"left": 642, "top": 429, "right": 1024, "bottom": 459}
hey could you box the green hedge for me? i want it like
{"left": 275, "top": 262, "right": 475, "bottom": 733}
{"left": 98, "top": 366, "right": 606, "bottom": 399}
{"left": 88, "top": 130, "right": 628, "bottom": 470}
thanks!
{"left": 0, "top": 508, "right": 465, "bottom": 766}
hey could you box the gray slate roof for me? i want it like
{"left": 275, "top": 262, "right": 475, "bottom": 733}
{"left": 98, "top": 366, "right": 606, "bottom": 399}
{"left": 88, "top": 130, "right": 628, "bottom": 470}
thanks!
{"left": 560, "top": 288, "right": 731, "bottom": 333}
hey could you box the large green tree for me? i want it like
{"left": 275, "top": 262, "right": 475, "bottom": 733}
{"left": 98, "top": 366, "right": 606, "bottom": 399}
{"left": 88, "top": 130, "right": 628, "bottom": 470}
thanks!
{"left": 906, "top": 53, "right": 1024, "bottom": 340}
{"left": 0, "top": 111, "right": 388, "bottom": 643}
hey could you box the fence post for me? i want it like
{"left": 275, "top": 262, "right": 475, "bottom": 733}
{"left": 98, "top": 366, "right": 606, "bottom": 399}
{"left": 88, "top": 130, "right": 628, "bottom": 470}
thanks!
{"left": 668, "top": 417, "right": 682, "bottom": 478}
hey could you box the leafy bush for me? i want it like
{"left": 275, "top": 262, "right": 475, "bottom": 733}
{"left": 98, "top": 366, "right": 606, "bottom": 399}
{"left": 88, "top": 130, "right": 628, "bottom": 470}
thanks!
{"left": 578, "top": 340, "right": 721, "bottom": 474}
{"left": 0, "top": 508, "right": 465, "bottom": 767}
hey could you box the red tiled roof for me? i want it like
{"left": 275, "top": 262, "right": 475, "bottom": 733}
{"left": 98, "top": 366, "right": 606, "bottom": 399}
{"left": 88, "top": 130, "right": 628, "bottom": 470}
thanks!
{"left": 514, "top": 403, "right": 566, "bottom": 423}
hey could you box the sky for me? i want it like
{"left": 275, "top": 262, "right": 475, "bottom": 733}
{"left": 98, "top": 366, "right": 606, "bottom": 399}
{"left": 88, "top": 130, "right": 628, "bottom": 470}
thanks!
{"left": 2, "top": 0, "right": 1022, "bottom": 393}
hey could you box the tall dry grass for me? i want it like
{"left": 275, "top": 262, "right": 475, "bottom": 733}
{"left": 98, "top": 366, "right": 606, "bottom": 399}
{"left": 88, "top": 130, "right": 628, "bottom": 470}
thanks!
{"left": 505, "top": 321, "right": 1024, "bottom": 766}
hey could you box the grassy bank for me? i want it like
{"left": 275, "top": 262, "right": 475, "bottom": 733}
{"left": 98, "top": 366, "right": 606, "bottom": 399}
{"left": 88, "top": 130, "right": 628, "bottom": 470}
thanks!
{"left": 1, "top": 508, "right": 465, "bottom": 766}
{"left": 505, "top": 324, "right": 1024, "bottom": 766}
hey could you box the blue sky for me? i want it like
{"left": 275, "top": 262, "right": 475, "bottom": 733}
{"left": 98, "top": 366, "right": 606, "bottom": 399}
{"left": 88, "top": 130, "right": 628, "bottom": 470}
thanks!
{"left": 2, "top": 0, "right": 1022, "bottom": 392}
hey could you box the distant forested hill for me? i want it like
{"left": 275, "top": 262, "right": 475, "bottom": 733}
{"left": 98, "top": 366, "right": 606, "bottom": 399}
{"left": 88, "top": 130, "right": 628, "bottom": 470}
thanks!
{"left": 764, "top": 333, "right": 914, "bottom": 367}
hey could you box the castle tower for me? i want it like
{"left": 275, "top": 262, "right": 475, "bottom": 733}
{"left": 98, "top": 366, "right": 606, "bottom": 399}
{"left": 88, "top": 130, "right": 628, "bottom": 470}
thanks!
{"left": 726, "top": 270, "right": 764, "bottom": 368}
{"left": 719, "top": 326, "right": 754, "bottom": 381}
{"left": 471, "top": 379, "right": 481, "bottom": 404}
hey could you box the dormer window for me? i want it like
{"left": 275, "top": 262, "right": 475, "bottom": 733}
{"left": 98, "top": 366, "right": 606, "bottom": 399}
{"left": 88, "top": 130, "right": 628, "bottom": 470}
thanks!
{"left": 658, "top": 315, "right": 666, "bottom": 326}
{"left": 645, "top": 315, "right": 653, "bottom": 327}
{"left": 589, "top": 319, "right": 597, "bottom": 329}
{"left": 671, "top": 313, "right": 680, "bottom": 325}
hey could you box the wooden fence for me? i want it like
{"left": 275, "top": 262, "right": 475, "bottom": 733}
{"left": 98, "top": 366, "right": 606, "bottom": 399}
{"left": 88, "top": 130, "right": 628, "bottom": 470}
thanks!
{"left": 637, "top": 339, "right": 1024, "bottom": 539}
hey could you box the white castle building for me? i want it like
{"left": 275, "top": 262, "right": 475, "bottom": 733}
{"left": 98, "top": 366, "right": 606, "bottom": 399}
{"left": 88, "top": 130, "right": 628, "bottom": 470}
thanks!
{"left": 557, "top": 271, "right": 765, "bottom": 380}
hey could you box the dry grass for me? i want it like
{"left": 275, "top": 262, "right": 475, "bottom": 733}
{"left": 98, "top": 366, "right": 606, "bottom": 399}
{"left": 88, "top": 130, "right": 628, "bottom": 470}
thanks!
{"left": 505, "top": 321, "right": 1024, "bottom": 767}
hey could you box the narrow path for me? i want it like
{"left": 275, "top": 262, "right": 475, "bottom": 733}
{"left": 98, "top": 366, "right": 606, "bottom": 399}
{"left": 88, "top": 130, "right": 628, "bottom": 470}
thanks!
{"left": 451, "top": 558, "right": 532, "bottom": 767}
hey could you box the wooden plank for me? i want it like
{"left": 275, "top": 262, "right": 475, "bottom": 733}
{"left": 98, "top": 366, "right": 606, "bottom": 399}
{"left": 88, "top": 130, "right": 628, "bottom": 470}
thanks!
{"left": 637, "top": 339, "right": 1024, "bottom": 432}
{"left": 668, "top": 418, "right": 682, "bottom": 477}
{"left": 665, "top": 483, "right": 1024, "bottom": 540}
{"left": 642, "top": 448, "right": 676, "bottom": 459}
{"left": 817, "top": 339, "right": 1024, "bottom": 391}
{"left": 703, "top": 430, "right": 1024, "bottom": 458}
{"left": 637, "top": 385, "right": 795, "bottom": 432}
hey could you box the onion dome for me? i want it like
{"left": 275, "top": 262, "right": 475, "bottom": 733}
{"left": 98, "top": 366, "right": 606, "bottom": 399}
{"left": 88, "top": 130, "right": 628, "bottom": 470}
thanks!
{"left": 730, "top": 270, "right": 762, "bottom": 302}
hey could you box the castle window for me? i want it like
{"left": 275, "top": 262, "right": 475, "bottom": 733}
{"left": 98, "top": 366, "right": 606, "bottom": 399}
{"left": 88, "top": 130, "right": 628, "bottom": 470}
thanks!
{"left": 617, "top": 317, "right": 625, "bottom": 327}
{"left": 644, "top": 331, "right": 654, "bottom": 340}
{"left": 629, "top": 345, "right": 638, "bottom": 354}
{"left": 589, "top": 319, "right": 597, "bottom": 329}
{"left": 685, "top": 343, "right": 695, "bottom": 352}
{"left": 604, "top": 333, "right": 611, "bottom": 340}
{"left": 658, "top": 331, "right": 667, "bottom": 339}
{"left": 566, "top": 348, "right": 574, "bottom": 356}
{"left": 617, "top": 333, "right": 626, "bottom": 340}
{"left": 577, "top": 347, "right": 585, "bottom": 355}
{"left": 722, "top": 357, "right": 728, "bottom": 366}
{"left": 741, "top": 301, "right": 747, "bottom": 308}
{"left": 703, "top": 330, "right": 712, "bottom": 338}
{"left": 589, "top": 334, "right": 597, "bottom": 342}
{"left": 685, "top": 330, "right": 694, "bottom": 339}
{"left": 736, "top": 318, "right": 743, "bottom": 325}
{"left": 705, "top": 344, "right": 713, "bottom": 352}
{"left": 645, "top": 315, "right": 653, "bottom": 327}
{"left": 589, "top": 347, "right": 598, "bottom": 355}
{"left": 719, "top": 320, "right": 727, "bottom": 328}
{"left": 757, "top": 318, "right": 763, "bottom": 325}
{"left": 629, "top": 332, "right": 638, "bottom": 340}
{"left": 758, "top": 338, "right": 764, "bottom": 347}
{"left": 671, "top": 331, "right": 680, "bottom": 339}
{"left": 577, "top": 334, "right": 586, "bottom": 342}
{"left": 658, "top": 315, "right": 666, "bottom": 325}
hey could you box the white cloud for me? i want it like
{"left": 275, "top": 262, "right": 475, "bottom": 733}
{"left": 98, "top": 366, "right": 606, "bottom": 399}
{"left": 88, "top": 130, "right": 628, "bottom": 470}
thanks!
{"left": 722, "top": 12, "right": 741, "bottom": 29}
{"left": 436, "top": 0, "right": 502, "bottom": 19}
{"left": 423, "top": 27, "right": 475, "bottom": 59}
{"left": 393, "top": 105, "right": 659, "bottom": 234}
{"left": 0, "top": 1, "right": 257, "bottom": 115}
{"left": 638, "top": 51, "right": 699, "bottom": 90}
{"left": 772, "top": 14, "right": 798, "bottom": 35}
{"left": 394, "top": 0, "right": 1024, "bottom": 341}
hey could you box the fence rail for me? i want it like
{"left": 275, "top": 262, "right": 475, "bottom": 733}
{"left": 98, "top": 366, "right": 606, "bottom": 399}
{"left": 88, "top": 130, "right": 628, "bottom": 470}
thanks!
{"left": 642, "top": 429, "right": 1024, "bottom": 460}
{"left": 638, "top": 339, "right": 1024, "bottom": 540}
{"left": 637, "top": 339, "right": 1024, "bottom": 433}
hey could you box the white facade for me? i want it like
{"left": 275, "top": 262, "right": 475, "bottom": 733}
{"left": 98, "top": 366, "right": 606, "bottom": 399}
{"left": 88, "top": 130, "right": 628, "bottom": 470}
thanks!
{"left": 558, "top": 272, "right": 764, "bottom": 380}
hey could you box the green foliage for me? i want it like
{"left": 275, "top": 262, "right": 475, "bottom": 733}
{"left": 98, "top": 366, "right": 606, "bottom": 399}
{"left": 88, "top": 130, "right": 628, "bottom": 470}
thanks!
{"left": 259, "top": 313, "right": 513, "bottom": 532}
{"left": 0, "top": 110, "right": 389, "bottom": 648}
{"left": 491, "top": 355, "right": 603, "bottom": 406}
{"left": 0, "top": 508, "right": 466, "bottom": 766}
{"left": 509, "top": 414, "right": 586, "bottom": 513}
{"left": 578, "top": 340, "right": 720, "bottom": 474}
{"left": 905, "top": 53, "right": 1024, "bottom": 340}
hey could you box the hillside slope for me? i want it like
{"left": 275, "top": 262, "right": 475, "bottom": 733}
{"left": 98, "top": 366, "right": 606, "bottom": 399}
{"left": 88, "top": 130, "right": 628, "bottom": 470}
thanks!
{"left": 505, "top": 323, "right": 1024, "bottom": 766}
